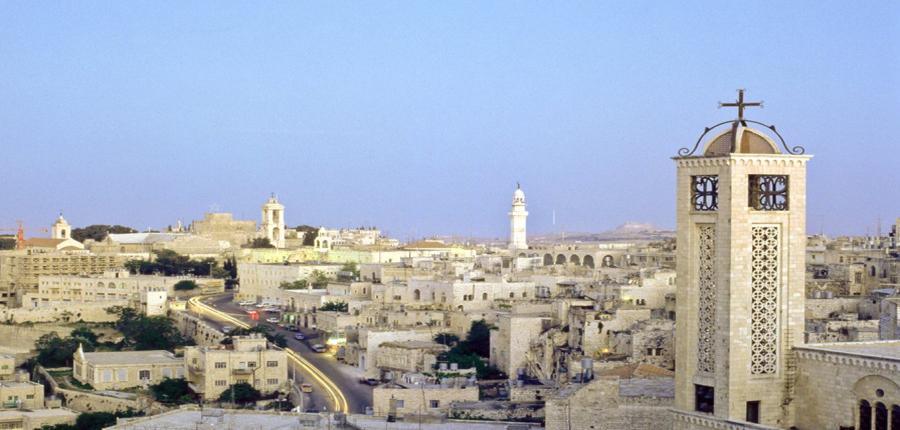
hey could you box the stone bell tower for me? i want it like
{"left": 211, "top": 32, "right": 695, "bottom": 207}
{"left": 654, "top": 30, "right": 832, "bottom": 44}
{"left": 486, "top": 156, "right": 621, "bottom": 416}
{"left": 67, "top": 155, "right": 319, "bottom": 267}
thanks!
{"left": 51, "top": 213, "right": 71, "bottom": 240}
{"left": 672, "top": 90, "right": 810, "bottom": 428}
{"left": 261, "top": 194, "right": 285, "bottom": 248}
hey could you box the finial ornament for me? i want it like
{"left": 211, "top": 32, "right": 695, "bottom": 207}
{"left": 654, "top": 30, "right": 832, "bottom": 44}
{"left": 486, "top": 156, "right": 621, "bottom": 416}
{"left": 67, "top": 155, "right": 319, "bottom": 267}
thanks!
{"left": 516, "top": 182, "right": 520, "bottom": 190}
{"left": 677, "top": 89, "right": 805, "bottom": 157}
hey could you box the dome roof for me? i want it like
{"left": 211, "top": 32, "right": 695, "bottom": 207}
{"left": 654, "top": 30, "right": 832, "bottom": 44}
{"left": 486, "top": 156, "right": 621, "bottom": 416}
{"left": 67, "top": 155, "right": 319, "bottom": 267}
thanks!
{"left": 703, "top": 125, "right": 779, "bottom": 156}
{"left": 512, "top": 185, "right": 525, "bottom": 204}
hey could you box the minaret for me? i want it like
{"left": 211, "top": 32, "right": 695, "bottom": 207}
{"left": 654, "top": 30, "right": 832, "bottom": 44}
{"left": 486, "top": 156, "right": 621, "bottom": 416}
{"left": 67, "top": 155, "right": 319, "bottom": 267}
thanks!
{"left": 673, "top": 90, "right": 810, "bottom": 427}
{"left": 261, "top": 194, "right": 286, "bottom": 248}
{"left": 51, "top": 213, "right": 71, "bottom": 240}
{"left": 508, "top": 183, "right": 528, "bottom": 251}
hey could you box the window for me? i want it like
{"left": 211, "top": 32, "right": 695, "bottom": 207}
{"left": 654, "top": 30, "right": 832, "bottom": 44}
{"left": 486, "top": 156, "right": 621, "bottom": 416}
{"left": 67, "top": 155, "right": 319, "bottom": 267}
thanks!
{"left": 25, "top": 394, "right": 33, "bottom": 400}
{"left": 748, "top": 175, "right": 789, "bottom": 210}
{"left": 694, "top": 385, "right": 714, "bottom": 414}
{"left": 393, "top": 399, "right": 405, "bottom": 408}
{"left": 746, "top": 401, "right": 760, "bottom": 423}
{"left": 429, "top": 400, "right": 439, "bottom": 408}
{"left": 267, "top": 361, "right": 279, "bottom": 367}
{"left": 691, "top": 175, "right": 718, "bottom": 211}
{"left": 215, "top": 380, "right": 227, "bottom": 387}
{"left": 248, "top": 361, "right": 257, "bottom": 368}
{"left": 215, "top": 362, "right": 227, "bottom": 369}
{"left": 267, "top": 378, "right": 279, "bottom": 385}
{"left": 139, "top": 370, "right": 151, "bottom": 380}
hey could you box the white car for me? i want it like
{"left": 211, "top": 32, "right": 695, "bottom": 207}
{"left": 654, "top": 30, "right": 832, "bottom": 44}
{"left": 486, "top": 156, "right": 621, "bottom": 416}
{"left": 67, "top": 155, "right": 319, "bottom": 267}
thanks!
{"left": 238, "top": 301, "right": 255, "bottom": 306}
{"left": 266, "top": 317, "right": 280, "bottom": 324}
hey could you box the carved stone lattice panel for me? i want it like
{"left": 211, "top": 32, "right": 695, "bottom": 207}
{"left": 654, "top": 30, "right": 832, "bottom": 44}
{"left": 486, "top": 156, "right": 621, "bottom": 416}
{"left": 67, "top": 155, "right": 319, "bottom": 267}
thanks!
{"left": 750, "top": 225, "right": 779, "bottom": 375}
{"left": 692, "top": 176, "right": 719, "bottom": 211}
{"left": 749, "top": 175, "right": 789, "bottom": 211}
{"left": 697, "top": 224, "right": 716, "bottom": 373}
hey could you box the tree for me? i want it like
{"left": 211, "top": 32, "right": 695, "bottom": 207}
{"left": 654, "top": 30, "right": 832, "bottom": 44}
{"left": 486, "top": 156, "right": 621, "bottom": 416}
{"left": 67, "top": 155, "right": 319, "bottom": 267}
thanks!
{"left": 464, "top": 320, "right": 493, "bottom": 358}
{"left": 108, "top": 306, "right": 192, "bottom": 350}
{"left": 150, "top": 378, "right": 196, "bottom": 404}
{"left": 339, "top": 262, "right": 360, "bottom": 281}
{"left": 71, "top": 225, "right": 136, "bottom": 243}
{"left": 35, "top": 333, "right": 83, "bottom": 367}
{"left": 0, "top": 237, "right": 15, "bottom": 250}
{"left": 279, "top": 279, "right": 308, "bottom": 290}
{"left": 319, "top": 301, "right": 348, "bottom": 312}
{"left": 125, "top": 251, "right": 220, "bottom": 277}
{"left": 173, "top": 280, "right": 198, "bottom": 291}
{"left": 295, "top": 225, "right": 319, "bottom": 246}
{"left": 248, "top": 237, "right": 274, "bottom": 248}
{"left": 217, "top": 382, "right": 261, "bottom": 404}
{"left": 433, "top": 333, "right": 460, "bottom": 347}
{"left": 435, "top": 320, "right": 503, "bottom": 380}
{"left": 310, "top": 270, "right": 330, "bottom": 288}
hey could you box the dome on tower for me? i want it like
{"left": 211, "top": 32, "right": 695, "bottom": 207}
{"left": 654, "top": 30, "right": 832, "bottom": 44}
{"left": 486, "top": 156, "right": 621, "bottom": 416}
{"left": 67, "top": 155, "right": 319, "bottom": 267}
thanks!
{"left": 702, "top": 125, "right": 779, "bottom": 156}
{"left": 512, "top": 184, "right": 525, "bottom": 204}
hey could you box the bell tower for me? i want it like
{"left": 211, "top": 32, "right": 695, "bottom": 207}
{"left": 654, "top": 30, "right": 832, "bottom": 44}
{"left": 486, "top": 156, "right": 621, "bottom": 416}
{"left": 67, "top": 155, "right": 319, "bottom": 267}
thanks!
{"left": 51, "top": 213, "right": 71, "bottom": 240}
{"left": 261, "top": 194, "right": 285, "bottom": 248}
{"left": 673, "top": 90, "right": 810, "bottom": 427}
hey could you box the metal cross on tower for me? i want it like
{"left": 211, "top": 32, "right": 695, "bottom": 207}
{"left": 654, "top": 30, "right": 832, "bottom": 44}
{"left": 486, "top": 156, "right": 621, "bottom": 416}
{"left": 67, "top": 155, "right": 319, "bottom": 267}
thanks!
{"left": 719, "top": 89, "right": 762, "bottom": 126}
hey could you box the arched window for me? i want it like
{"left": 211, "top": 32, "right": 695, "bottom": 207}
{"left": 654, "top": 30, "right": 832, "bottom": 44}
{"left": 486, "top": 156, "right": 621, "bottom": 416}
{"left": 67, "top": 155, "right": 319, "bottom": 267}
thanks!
{"left": 413, "top": 289, "right": 421, "bottom": 301}
{"left": 509, "top": 292, "right": 514, "bottom": 298}
{"left": 859, "top": 400, "right": 872, "bottom": 430}
{"left": 874, "top": 402, "right": 887, "bottom": 430}
{"left": 543, "top": 254, "right": 553, "bottom": 266}
{"left": 482, "top": 293, "right": 488, "bottom": 301}
{"left": 871, "top": 266, "right": 877, "bottom": 277}
{"left": 891, "top": 405, "right": 900, "bottom": 430}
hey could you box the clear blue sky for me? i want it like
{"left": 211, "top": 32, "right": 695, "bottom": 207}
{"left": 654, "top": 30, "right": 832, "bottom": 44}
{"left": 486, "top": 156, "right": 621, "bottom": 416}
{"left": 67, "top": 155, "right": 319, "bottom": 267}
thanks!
{"left": 2, "top": 2, "right": 898, "bottom": 239}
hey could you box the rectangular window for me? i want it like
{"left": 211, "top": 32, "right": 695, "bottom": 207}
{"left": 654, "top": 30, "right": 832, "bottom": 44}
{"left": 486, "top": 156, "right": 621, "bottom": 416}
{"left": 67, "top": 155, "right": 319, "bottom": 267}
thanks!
{"left": 267, "top": 378, "right": 279, "bottom": 385}
{"left": 139, "top": 370, "right": 150, "bottom": 380}
{"left": 393, "top": 399, "right": 404, "bottom": 408}
{"left": 248, "top": 361, "right": 257, "bottom": 368}
{"left": 746, "top": 401, "right": 760, "bottom": 423}
{"left": 429, "top": 400, "right": 439, "bottom": 408}
{"left": 267, "top": 361, "right": 279, "bottom": 367}
{"left": 215, "top": 380, "right": 227, "bottom": 387}
{"left": 748, "top": 175, "right": 789, "bottom": 210}
{"left": 215, "top": 362, "right": 227, "bottom": 369}
{"left": 694, "top": 384, "right": 714, "bottom": 414}
{"left": 691, "top": 175, "right": 719, "bottom": 211}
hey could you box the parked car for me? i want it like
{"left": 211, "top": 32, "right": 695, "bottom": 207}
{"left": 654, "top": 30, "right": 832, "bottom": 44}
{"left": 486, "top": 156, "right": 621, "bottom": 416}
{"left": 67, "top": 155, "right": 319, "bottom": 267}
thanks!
{"left": 358, "top": 378, "right": 379, "bottom": 386}
{"left": 238, "top": 301, "right": 255, "bottom": 306}
{"left": 266, "top": 317, "right": 280, "bottom": 324}
{"left": 310, "top": 344, "right": 326, "bottom": 353}
{"left": 300, "top": 383, "right": 313, "bottom": 393}
{"left": 294, "top": 333, "right": 305, "bottom": 340}
{"left": 222, "top": 325, "right": 234, "bottom": 334}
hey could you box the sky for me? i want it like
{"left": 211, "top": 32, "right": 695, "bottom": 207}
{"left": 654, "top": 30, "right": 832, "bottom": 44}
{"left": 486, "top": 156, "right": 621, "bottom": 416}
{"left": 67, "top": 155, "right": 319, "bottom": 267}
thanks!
{"left": 1, "top": 2, "right": 898, "bottom": 240}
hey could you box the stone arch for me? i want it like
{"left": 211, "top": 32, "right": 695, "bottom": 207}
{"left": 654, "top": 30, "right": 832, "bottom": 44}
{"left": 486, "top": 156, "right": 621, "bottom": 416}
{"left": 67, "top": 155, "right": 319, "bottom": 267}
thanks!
{"left": 413, "top": 289, "right": 421, "bottom": 301}
{"left": 272, "top": 227, "right": 281, "bottom": 241}
{"left": 570, "top": 255, "right": 581, "bottom": 265}
{"left": 875, "top": 402, "right": 887, "bottom": 430}
{"left": 853, "top": 375, "right": 900, "bottom": 400}
{"left": 583, "top": 255, "right": 595, "bottom": 268}
{"left": 556, "top": 254, "right": 567, "bottom": 265}
{"left": 602, "top": 255, "right": 615, "bottom": 268}
{"left": 543, "top": 254, "right": 553, "bottom": 266}
{"left": 860, "top": 400, "right": 872, "bottom": 430}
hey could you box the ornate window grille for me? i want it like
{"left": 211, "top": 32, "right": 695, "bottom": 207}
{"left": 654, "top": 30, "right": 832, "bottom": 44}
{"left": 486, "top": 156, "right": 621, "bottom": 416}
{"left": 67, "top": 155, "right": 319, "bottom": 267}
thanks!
{"left": 697, "top": 224, "right": 716, "bottom": 373}
{"left": 749, "top": 175, "right": 789, "bottom": 211}
{"left": 691, "top": 176, "right": 719, "bottom": 211}
{"left": 750, "top": 225, "right": 779, "bottom": 375}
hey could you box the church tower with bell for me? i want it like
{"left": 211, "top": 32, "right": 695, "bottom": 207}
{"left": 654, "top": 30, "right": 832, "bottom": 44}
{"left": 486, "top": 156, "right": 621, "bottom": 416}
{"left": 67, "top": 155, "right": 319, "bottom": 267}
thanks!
{"left": 261, "top": 194, "right": 285, "bottom": 248}
{"left": 509, "top": 183, "right": 528, "bottom": 251}
{"left": 51, "top": 213, "right": 71, "bottom": 240}
{"left": 672, "top": 90, "right": 810, "bottom": 428}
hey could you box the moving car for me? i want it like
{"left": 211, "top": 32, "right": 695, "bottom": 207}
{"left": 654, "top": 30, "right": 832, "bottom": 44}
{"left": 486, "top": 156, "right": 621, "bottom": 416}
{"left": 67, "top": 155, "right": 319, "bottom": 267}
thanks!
{"left": 300, "top": 383, "right": 313, "bottom": 393}
{"left": 294, "top": 333, "right": 305, "bottom": 340}
{"left": 310, "top": 344, "right": 326, "bottom": 353}
{"left": 238, "top": 301, "right": 255, "bottom": 306}
{"left": 358, "top": 378, "right": 379, "bottom": 386}
{"left": 266, "top": 317, "right": 280, "bottom": 324}
{"left": 222, "top": 325, "right": 234, "bottom": 334}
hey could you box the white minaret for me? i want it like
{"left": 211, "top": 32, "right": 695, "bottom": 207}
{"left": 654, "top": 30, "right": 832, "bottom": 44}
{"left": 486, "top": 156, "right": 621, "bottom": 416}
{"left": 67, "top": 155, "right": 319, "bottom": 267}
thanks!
{"left": 51, "top": 213, "right": 71, "bottom": 240}
{"left": 508, "top": 183, "right": 528, "bottom": 251}
{"left": 261, "top": 194, "right": 286, "bottom": 248}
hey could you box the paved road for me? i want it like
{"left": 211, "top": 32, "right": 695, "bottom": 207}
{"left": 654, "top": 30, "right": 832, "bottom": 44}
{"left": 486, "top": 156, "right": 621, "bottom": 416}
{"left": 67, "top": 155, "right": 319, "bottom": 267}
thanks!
{"left": 201, "top": 293, "right": 373, "bottom": 413}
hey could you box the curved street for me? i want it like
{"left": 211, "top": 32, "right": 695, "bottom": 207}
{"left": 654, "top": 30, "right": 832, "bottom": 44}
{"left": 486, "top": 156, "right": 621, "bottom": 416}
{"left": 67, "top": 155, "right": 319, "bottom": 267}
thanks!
{"left": 187, "top": 293, "right": 373, "bottom": 413}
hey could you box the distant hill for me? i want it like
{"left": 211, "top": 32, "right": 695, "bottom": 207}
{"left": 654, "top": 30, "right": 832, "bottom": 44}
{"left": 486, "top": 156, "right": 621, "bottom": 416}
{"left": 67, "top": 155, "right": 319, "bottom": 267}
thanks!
{"left": 531, "top": 222, "right": 674, "bottom": 243}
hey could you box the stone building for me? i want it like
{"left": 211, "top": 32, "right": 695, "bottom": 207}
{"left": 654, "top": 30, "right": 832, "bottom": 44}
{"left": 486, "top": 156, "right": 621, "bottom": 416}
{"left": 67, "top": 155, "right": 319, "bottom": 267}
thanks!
{"left": 490, "top": 313, "right": 552, "bottom": 377}
{"left": 545, "top": 364, "right": 674, "bottom": 430}
{"left": 0, "top": 380, "right": 44, "bottom": 409}
{"left": 260, "top": 195, "right": 285, "bottom": 248}
{"left": 23, "top": 270, "right": 180, "bottom": 315}
{"left": 190, "top": 212, "right": 258, "bottom": 247}
{"left": 50, "top": 214, "right": 71, "bottom": 240}
{"left": 183, "top": 334, "right": 287, "bottom": 400}
{"left": 235, "top": 262, "right": 343, "bottom": 304}
{"left": 372, "top": 382, "right": 479, "bottom": 418}
{"left": 72, "top": 346, "right": 185, "bottom": 390}
{"left": 0, "top": 250, "right": 124, "bottom": 307}
{"left": 374, "top": 341, "right": 448, "bottom": 374}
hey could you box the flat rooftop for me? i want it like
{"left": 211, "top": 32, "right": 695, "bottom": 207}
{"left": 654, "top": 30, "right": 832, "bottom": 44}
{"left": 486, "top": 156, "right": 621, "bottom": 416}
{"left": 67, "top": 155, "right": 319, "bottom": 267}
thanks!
{"left": 82, "top": 350, "right": 182, "bottom": 366}
{"left": 797, "top": 340, "right": 900, "bottom": 361}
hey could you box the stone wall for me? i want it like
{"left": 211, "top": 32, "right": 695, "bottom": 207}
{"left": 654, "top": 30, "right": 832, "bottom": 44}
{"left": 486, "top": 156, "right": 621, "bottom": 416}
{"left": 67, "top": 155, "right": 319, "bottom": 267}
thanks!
{"left": 0, "top": 301, "right": 126, "bottom": 324}
{"left": 544, "top": 377, "right": 673, "bottom": 430}
{"left": 805, "top": 297, "right": 861, "bottom": 319}
{"left": 171, "top": 310, "right": 226, "bottom": 346}
{"left": 448, "top": 401, "right": 544, "bottom": 422}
